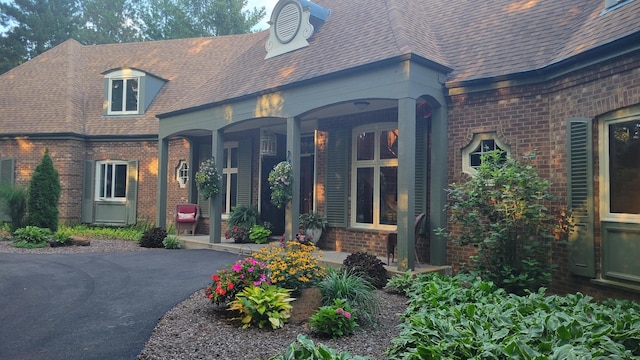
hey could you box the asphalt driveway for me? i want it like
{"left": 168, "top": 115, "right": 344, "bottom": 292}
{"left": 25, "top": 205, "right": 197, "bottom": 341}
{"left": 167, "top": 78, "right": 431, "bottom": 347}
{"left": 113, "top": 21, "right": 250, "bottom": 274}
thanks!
{"left": 0, "top": 249, "right": 238, "bottom": 360}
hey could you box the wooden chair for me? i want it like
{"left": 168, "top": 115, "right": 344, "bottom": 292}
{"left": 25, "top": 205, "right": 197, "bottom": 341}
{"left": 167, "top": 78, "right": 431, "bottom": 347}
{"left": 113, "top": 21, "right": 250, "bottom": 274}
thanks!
{"left": 386, "top": 213, "right": 426, "bottom": 265}
{"left": 175, "top": 204, "right": 200, "bottom": 236}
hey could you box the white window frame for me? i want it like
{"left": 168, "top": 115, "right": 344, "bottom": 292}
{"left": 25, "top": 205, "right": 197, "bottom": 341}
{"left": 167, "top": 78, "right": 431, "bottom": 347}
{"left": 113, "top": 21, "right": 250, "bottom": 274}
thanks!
{"left": 222, "top": 142, "right": 239, "bottom": 216}
{"left": 176, "top": 160, "right": 189, "bottom": 188}
{"left": 461, "top": 133, "right": 510, "bottom": 176}
{"left": 350, "top": 122, "right": 398, "bottom": 231}
{"left": 95, "top": 160, "right": 128, "bottom": 202}
{"left": 599, "top": 110, "right": 640, "bottom": 223}
{"left": 105, "top": 69, "right": 144, "bottom": 115}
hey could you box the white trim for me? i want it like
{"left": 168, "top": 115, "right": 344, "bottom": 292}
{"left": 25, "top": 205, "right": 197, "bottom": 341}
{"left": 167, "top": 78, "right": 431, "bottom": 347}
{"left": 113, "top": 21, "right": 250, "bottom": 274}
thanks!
{"left": 461, "top": 132, "right": 511, "bottom": 176}
{"left": 598, "top": 110, "right": 640, "bottom": 223}
{"left": 350, "top": 122, "right": 398, "bottom": 231}
{"left": 222, "top": 142, "right": 239, "bottom": 215}
{"left": 176, "top": 160, "right": 189, "bottom": 188}
{"left": 95, "top": 160, "right": 128, "bottom": 202}
{"left": 105, "top": 69, "right": 144, "bottom": 115}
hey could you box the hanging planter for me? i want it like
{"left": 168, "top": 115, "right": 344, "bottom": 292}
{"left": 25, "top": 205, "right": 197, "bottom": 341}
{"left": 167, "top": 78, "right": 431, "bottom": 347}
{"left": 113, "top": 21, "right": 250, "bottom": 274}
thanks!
{"left": 195, "top": 158, "right": 221, "bottom": 200}
{"left": 268, "top": 161, "right": 293, "bottom": 208}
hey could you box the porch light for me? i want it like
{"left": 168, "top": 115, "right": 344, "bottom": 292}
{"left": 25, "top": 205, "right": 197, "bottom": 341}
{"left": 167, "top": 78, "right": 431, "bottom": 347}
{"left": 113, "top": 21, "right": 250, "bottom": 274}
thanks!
{"left": 260, "top": 128, "right": 277, "bottom": 156}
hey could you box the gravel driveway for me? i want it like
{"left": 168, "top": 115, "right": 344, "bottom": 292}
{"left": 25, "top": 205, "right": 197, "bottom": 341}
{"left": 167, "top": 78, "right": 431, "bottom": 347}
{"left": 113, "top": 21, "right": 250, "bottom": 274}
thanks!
{"left": 0, "top": 244, "right": 238, "bottom": 360}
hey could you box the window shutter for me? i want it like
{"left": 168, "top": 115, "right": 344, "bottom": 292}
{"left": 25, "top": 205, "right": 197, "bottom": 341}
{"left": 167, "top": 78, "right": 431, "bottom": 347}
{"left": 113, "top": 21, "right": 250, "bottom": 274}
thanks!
{"left": 326, "top": 127, "right": 349, "bottom": 227}
{"left": 566, "top": 118, "right": 595, "bottom": 277}
{"left": 415, "top": 120, "right": 427, "bottom": 216}
{"left": 126, "top": 160, "right": 138, "bottom": 225}
{"left": 0, "top": 158, "right": 14, "bottom": 186}
{"left": 81, "top": 160, "right": 94, "bottom": 223}
{"left": 237, "top": 139, "right": 252, "bottom": 206}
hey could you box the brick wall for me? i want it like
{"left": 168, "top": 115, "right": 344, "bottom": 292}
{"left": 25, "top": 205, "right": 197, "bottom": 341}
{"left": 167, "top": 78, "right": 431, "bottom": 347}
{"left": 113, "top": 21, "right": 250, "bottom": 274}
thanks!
{"left": 446, "top": 49, "right": 640, "bottom": 300}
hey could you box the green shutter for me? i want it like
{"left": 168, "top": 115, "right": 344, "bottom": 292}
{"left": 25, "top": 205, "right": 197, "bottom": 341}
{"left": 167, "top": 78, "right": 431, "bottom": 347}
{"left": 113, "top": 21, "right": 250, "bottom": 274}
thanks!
{"left": 326, "top": 127, "right": 349, "bottom": 227}
{"left": 81, "top": 160, "right": 94, "bottom": 223}
{"left": 0, "top": 158, "right": 14, "bottom": 186}
{"left": 237, "top": 139, "right": 252, "bottom": 206}
{"left": 126, "top": 160, "right": 138, "bottom": 225}
{"left": 415, "top": 119, "right": 427, "bottom": 216}
{"left": 567, "top": 118, "right": 595, "bottom": 277}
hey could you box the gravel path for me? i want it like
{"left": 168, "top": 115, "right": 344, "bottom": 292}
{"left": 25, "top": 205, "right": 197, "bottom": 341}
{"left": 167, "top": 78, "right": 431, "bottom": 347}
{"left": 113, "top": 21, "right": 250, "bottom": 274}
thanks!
{"left": 0, "top": 239, "right": 408, "bottom": 360}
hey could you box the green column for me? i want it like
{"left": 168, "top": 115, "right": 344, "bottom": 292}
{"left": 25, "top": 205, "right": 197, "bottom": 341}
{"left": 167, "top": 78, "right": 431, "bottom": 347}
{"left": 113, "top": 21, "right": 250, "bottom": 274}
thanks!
{"left": 156, "top": 137, "right": 169, "bottom": 229}
{"left": 209, "top": 130, "right": 224, "bottom": 244}
{"left": 397, "top": 97, "right": 417, "bottom": 271}
{"left": 285, "top": 117, "right": 301, "bottom": 240}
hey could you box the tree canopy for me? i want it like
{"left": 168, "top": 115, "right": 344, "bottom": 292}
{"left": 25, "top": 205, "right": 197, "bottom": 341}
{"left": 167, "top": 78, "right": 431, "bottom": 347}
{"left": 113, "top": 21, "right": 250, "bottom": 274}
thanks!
{"left": 0, "top": 0, "right": 265, "bottom": 73}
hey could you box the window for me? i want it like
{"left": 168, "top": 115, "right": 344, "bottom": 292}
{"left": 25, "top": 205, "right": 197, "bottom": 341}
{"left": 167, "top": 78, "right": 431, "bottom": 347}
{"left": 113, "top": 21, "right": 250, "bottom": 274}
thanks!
{"left": 105, "top": 69, "right": 144, "bottom": 115}
{"left": 96, "top": 161, "right": 128, "bottom": 201}
{"left": 462, "top": 133, "right": 510, "bottom": 175}
{"left": 351, "top": 123, "right": 398, "bottom": 229}
{"left": 176, "top": 160, "right": 189, "bottom": 188}
{"left": 222, "top": 143, "right": 239, "bottom": 214}
{"left": 601, "top": 117, "right": 640, "bottom": 219}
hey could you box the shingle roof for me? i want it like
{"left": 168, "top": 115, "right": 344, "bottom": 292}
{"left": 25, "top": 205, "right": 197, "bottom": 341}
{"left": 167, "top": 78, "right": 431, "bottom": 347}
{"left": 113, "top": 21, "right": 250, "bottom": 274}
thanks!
{"left": 1, "top": 0, "right": 638, "bottom": 135}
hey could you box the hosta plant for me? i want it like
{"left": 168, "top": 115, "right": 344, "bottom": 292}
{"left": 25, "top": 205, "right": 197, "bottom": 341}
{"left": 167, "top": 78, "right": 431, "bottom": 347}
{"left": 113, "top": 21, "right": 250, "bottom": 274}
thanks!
{"left": 309, "top": 298, "right": 358, "bottom": 338}
{"left": 13, "top": 226, "right": 51, "bottom": 244}
{"left": 228, "top": 284, "right": 294, "bottom": 329}
{"left": 249, "top": 224, "right": 271, "bottom": 244}
{"left": 269, "top": 334, "right": 372, "bottom": 360}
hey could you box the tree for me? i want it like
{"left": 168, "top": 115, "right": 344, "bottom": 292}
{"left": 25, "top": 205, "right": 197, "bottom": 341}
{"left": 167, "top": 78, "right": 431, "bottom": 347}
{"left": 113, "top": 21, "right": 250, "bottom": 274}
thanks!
{"left": 441, "top": 150, "right": 570, "bottom": 295}
{"left": 0, "top": 0, "right": 82, "bottom": 73}
{"left": 208, "top": 0, "right": 265, "bottom": 36}
{"left": 77, "top": 0, "right": 142, "bottom": 44}
{"left": 26, "top": 148, "right": 61, "bottom": 232}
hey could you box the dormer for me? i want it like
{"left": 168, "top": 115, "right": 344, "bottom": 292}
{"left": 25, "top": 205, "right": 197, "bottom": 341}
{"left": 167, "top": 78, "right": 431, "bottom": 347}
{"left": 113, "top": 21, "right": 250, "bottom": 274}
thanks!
{"left": 103, "top": 68, "right": 166, "bottom": 116}
{"left": 265, "top": 0, "right": 330, "bottom": 59}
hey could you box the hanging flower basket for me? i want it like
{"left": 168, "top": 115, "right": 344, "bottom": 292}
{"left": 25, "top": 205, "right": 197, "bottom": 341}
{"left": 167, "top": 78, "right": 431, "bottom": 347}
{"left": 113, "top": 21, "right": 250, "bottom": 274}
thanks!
{"left": 195, "top": 158, "right": 221, "bottom": 200}
{"left": 268, "top": 161, "right": 293, "bottom": 209}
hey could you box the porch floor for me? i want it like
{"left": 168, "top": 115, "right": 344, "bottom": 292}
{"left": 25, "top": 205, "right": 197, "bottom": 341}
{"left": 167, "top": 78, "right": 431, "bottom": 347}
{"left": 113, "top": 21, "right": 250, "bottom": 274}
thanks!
{"left": 178, "top": 235, "right": 452, "bottom": 277}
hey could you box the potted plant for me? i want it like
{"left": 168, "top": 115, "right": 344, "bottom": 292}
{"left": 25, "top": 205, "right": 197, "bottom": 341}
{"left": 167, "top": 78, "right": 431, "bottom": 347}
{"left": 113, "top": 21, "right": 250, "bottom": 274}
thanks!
{"left": 195, "top": 158, "right": 221, "bottom": 200}
{"left": 226, "top": 205, "right": 260, "bottom": 243}
{"left": 299, "top": 211, "right": 328, "bottom": 244}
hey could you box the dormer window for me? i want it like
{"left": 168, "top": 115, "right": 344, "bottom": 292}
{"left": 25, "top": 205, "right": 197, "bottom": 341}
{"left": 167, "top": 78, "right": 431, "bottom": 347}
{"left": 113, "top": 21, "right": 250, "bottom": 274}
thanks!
{"left": 103, "top": 68, "right": 167, "bottom": 116}
{"left": 105, "top": 69, "right": 145, "bottom": 115}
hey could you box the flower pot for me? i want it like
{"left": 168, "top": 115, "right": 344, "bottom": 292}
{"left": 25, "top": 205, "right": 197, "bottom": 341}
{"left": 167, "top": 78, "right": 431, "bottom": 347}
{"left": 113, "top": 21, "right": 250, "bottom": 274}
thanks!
{"left": 305, "top": 228, "right": 323, "bottom": 244}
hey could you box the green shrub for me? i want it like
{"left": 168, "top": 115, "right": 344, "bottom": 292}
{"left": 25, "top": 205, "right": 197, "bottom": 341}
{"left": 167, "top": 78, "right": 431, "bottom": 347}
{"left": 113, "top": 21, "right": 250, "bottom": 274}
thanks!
{"left": 310, "top": 298, "right": 358, "bottom": 338}
{"left": 342, "top": 252, "right": 388, "bottom": 289}
{"left": 13, "top": 226, "right": 51, "bottom": 244}
{"left": 270, "top": 334, "right": 372, "bottom": 360}
{"left": 13, "top": 240, "right": 47, "bottom": 248}
{"left": 249, "top": 224, "right": 271, "bottom": 244}
{"left": 58, "top": 224, "right": 143, "bottom": 241}
{"left": 228, "top": 284, "right": 294, "bottom": 329}
{"left": 0, "top": 223, "right": 12, "bottom": 241}
{"left": 387, "top": 273, "right": 640, "bottom": 359}
{"left": 162, "top": 235, "right": 181, "bottom": 249}
{"left": 0, "top": 184, "right": 28, "bottom": 231}
{"left": 317, "top": 267, "right": 379, "bottom": 325}
{"left": 139, "top": 227, "right": 167, "bottom": 248}
{"left": 26, "top": 149, "right": 61, "bottom": 232}
{"left": 440, "top": 150, "right": 569, "bottom": 295}
{"left": 52, "top": 232, "right": 72, "bottom": 246}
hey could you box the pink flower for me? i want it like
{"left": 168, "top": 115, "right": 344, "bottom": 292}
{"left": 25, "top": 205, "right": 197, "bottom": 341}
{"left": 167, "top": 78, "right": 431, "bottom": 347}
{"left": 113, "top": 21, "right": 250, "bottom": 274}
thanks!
{"left": 336, "top": 308, "right": 344, "bottom": 315}
{"left": 248, "top": 267, "right": 254, "bottom": 273}
{"left": 344, "top": 311, "right": 351, "bottom": 319}
{"left": 231, "top": 262, "right": 242, "bottom": 272}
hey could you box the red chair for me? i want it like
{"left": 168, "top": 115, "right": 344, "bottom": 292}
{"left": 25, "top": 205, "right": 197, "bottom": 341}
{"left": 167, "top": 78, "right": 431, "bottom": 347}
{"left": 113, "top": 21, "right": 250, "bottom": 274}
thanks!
{"left": 175, "top": 204, "right": 200, "bottom": 236}
{"left": 386, "top": 213, "right": 426, "bottom": 265}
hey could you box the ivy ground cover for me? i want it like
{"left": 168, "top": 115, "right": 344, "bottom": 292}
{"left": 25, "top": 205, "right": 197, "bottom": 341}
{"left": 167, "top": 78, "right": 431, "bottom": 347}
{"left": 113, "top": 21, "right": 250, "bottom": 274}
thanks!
{"left": 387, "top": 274, "right": 640, "bottom": 359}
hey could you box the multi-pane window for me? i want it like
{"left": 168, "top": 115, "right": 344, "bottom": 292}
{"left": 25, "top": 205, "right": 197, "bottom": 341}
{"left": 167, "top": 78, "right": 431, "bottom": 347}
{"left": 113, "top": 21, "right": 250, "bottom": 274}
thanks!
{"left": 222, "top": 143, "right": 238, "bottom": 214}
{"left": 462, "top": 134, "right": 510, "bottom": 176}
{"left": 351, "top": 123, "right": 398, "bottom": 229}
{"left": 96, "top": 161, "right": 128, "bottom": 200}
{"left": 109, "top": 77, "right": 139, "bottom": 114}
{"left": 176, "top": 160, "right": 189, "bottom": 188}
{"left": 604, "top": 118, "right": 640, "bottom": 216}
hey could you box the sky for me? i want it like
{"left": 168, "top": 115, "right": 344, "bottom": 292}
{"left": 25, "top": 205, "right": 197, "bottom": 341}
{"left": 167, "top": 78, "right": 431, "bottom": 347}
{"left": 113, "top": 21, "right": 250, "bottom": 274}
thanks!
{"left": 246, "top": 0, "right": 279, "bottom": 30}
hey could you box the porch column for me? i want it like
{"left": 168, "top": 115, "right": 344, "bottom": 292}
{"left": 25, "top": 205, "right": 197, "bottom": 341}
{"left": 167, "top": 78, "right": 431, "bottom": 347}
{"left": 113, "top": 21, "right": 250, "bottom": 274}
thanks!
{"left": 285, "top": 117, "right": 301, "bottom": 240}
{"left": 397, "top": 97, "right": 417, "bottom": 271}
{"left": 430, "top": 105, "right": 448, "bottom": 265}
{"left": 156, "top": 137, "right": 169, "bottom": 229}
{"left": 209, "top": 129, "right": 224, "bottom": 244}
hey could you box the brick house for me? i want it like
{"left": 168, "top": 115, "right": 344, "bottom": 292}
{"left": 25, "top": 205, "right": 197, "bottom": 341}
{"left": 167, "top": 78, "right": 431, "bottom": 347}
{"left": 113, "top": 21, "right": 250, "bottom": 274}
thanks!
{"left": 1, "top": 0, "right": 639, "bottom": 299}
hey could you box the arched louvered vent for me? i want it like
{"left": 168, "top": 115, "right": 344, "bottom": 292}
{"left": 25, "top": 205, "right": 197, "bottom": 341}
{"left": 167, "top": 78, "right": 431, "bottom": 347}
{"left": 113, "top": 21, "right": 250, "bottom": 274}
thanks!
{"left": 275, "top": 2, "right": 301, "bottom": 44}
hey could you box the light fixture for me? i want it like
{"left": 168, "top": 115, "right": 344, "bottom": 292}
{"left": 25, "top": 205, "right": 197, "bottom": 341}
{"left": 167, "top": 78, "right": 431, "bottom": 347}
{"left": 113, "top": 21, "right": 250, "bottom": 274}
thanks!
{"left": 260, "top": 128, "right": 277, "bottom": 156}
{"left": 353, "top": 101, "right": 370, "bottom": 111}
